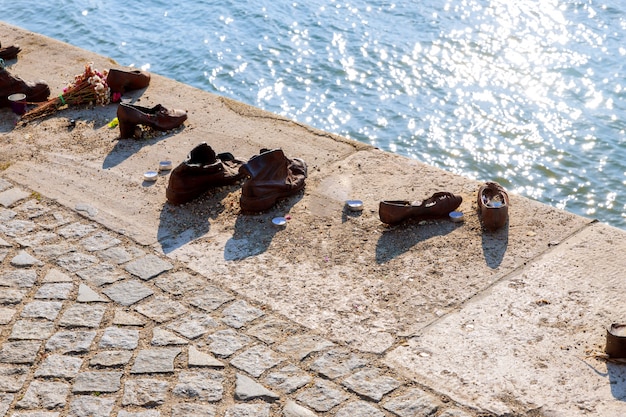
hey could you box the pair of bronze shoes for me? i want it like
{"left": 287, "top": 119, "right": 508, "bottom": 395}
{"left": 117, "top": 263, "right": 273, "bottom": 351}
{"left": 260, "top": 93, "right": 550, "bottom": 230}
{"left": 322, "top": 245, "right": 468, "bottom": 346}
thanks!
{"left": 166, "top": 144, "right": 307, "bottom": 213}
{"left": 379, "top": 181, "right": 510, "bottom": 230}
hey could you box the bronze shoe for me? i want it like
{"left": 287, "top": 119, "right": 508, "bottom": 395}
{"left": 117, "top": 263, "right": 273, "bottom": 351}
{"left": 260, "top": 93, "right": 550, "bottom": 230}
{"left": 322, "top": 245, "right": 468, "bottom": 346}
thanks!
{"left": 379, "top": 192, "right": 462, "bottom": 225}
{"left": 166, "top": 143, "right": 246, "bottom": 205}
{"left": 477, "top": 181, "right": 509, "bottom": 230}
{"left": 106, "top": 68, "right": 150, "bottom": 94}
{"left": 239, "top": 148, "right": 307, "bottom": 212}
{"left": 0, "top": 44, "right": 20, "bottom": 60}
{"left": 117, "top": 102, "right": 187, "bottom": 139}
{"left": 0, "top": 67, "right": 50, "bottom": 107}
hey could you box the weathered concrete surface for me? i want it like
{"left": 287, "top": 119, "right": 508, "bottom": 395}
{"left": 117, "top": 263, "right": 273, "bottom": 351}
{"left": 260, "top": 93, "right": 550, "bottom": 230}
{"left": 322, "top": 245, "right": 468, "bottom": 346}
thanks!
{"left": 1, "top": 22, "right": 625, "bottom": 416}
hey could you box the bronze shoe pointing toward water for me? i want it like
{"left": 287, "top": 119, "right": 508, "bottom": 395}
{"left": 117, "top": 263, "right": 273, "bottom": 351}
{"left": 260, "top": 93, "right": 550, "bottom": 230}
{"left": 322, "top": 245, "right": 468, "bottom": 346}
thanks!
{"left": 379, "top": 192, "right": 462, "bottom": 225}
{"left": 477, "top": 181, "right": 510, "bottom": 230}
{"left": 0, "top": 66, "right": 50, "bottom": 107}
{"left": 106, "top": 68, "right": 150, "bottom": 94}
{"left": 117, "top": 102, "right": 187, "bottom": 139}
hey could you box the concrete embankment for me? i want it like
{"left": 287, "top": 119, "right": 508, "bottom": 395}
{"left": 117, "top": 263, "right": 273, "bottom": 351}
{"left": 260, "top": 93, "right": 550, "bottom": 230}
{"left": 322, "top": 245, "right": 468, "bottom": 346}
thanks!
{"left": 1, "top": 22, "right": 626, "bottom": 416}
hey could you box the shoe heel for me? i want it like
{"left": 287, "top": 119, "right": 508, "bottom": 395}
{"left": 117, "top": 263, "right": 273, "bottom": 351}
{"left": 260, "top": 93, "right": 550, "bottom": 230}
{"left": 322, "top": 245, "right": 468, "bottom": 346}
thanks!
{"left": 118, "top": 120, "right": 137, "bottom": 139}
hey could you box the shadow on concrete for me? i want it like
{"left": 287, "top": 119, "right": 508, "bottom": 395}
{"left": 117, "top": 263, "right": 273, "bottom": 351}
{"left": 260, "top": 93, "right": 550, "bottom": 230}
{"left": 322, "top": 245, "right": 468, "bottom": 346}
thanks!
{"left": 341, "top": 206, "right": 363, "bottom": 223}
{"left": 608, "top": 362, "right": 626, "bottom": 400}
{"left": 103, "top": 130, "right": 178, "bottom": 169}
{"left": 224, "top": 194, "right": 303, "bottom": 261}
{"left": 157, "top": 188, "right": 233, "bottom": 254}
{"left": 375, "top": 221, "right": 459, "bottom": 264}
{"left": 480, "top": 221, "right": 509, "bottom": 269}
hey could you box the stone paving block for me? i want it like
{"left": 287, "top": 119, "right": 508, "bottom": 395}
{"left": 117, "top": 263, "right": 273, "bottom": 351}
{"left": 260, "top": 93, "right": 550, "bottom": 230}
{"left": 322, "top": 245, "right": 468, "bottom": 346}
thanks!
{"left": 335, "top": 401, "right": 385, "bottom": 417}
{"left": 122, "top": 378, "right": 170, "bottom": 406}
{"left": 170, "top": 403, "right": 217, "bottom": 417}
{"left": 0, "top": 269, "right": 37, "bottom": 287}
{"left": 46, "top": 331, "right": 96, "bottom": 354}
{"left": 0, "top": 178, "right": 11, "bottom": 191}
{"left": 97, "top": 245, "right": 144, "bottom": 265}
{"left": 276, "top": 334, "right": 335, "bottom": 361}
{"left": 234, "top": 373, "right": 279, "bottom": 401}
{"left": 58, "top": 222, "right": 98, "bottom": 239}
{"left": 0, "top": 236, "right": 10, "bottom": 246}
{"left": 0, "top": 219, "right": 35, "bottom": 236}
{"left": 381, "top": 388, "right": 442, "bottom": 417}
{"left": 41, "top": 269, "right": 72, "bottom": 283}
{"left": 0, "top": 306, "right": 17, "bottom": 324}
{"left": 229, "top": 345, "right": 284, "bottom": 377}
{"left": 341, "top": 368, "right": 402, "bottom": 402}
{"left": 0, "top": 364, "right": 29, "bottom": 391}
{"left": 221, "top": 300, "right": 264, "bottom": 329}
{"left": 188, "top": 345, "right": 224, "bottom": 368}
{"left": 438, "top": 409, "right": 474, "bottom": 417}
{"left": 76, "top": 284, "right": 108, "bottom": 302}
{"left": 34, "top": 354, "right": 83, "bottom": 378}
{"left": 0, "top": 393, "right": 12, "bottom": 417}
{"left": 224, "top": 403, "right": 270, "bottom": 417}
{"left": 112, "top": 309, "right": 146, "bottom": 326}
{"left": 103, "top": 280, "right": 154, "bottom": 306}
{"left": 56, "top": 252, "right": 99, "bottom": 273}
{"left": 0, "top": 341, "right": 41, "bottom": 364}
{"left": 135, "top": 296, "right": 187, "bottom": 323}
{"left": 80, "top": 231, "right": 121, "bottom": 252}
{"left": 0, "top": 288, "right": 28, "bottom": 304}
{"left": 247, "top": 317, "right": 303, "bottom": 345}
{"left": 72, "top": 372, "right": 123, "bottom": 393}
{"left": 124, "top": 254, "right": 173, "bottom": 280}
{"left": 90, "top": 351, "right": 134, "bottom": 367}
{"left": 33, "top": 243, "right": 76, "bottom": 261}
{"left": 15, "top": 199, "right": 50, "bottom": 218}
{"left": 151, "top": 328, "right": 188, "bottom": 346}
{"left": 16, "top": 380, "right": 70, "bottom": 409}
{"left": 131, "top": 348, "right": 181, "bottom": 374}
{"left": 10, "top": 250, "right": 43, "bottom": 267}
{"left": 21, "top": 301, "right": 63, "bottom": 320}
{"left": 188, "top": 285, "right": 234, "bottom": 312}
{"left": 264, "top": 364, "right": 313, "bottom": 394}
{"left": 0, "top": 187, "right": 30, "bottom": 207}
{"left": 15, "top": 231, "right": 58, "bottom": 247}
{"left": 34, "top": 283, "right": 73, "bottom": 300}
{"left": 98, "top": 327, "right": 140, "bottom": 350}
{"left": 76, "top": 263, "right": 126, "bottom": 286}
{"left": 283, "top": 400, "right": 317, "bottom": 417}
{"left": 296, "top": 379, "right": 350, "bottom": 412}
{"left": 172, "top": 370, "right": 224, "bottom": 402}
{"left": 9, "top": 410, "right": 60, "bottom": 417}
{"left": 0, "top": 207, "right": 16, "bottom": 222}
{"left": 166, "top": 313, "right": 219, "bottom": 339}
{"left": 206, "top": 329, "right": 252, "bottom": 358}
{"left": 9, "top": 320, "right": 55, "bottom": 340}
{"left": 153, "top": 271, "right": 205, "bottom": 295}
{"left": 59, "top": 304, "right": 106, "bottom": 328}
{"left": 309, "top": 348, "right": 368, "bottom": 380}
{"left": 38, "top": 211, "right": 74, "bottom": 230}
{"left": 117, "top": 410, "right": 160, "bottom": 417}
{"left": 68, "top": 396, "right": 116, "bottom": 417}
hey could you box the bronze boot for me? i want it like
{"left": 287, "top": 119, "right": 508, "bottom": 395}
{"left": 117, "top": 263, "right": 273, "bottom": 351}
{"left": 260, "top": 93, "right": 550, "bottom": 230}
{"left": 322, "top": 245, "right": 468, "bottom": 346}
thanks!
{"left": 239, "top": 148, "right": 307, "bottom": 212}
{"left": 166, "top": 143, "right": 246, "bottom": 205}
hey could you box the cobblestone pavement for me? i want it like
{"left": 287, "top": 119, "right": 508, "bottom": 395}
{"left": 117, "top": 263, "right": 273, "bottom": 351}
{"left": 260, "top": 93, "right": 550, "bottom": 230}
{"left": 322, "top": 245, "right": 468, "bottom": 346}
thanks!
{"left": 0, "top": 177, "right": 488, "bottom": 417}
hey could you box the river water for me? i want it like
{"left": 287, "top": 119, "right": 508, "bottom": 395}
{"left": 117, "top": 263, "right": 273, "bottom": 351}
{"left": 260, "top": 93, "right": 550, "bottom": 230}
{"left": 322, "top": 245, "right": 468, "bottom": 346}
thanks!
{"left": 2, "top": 0, "right": 626, "bottom": 229}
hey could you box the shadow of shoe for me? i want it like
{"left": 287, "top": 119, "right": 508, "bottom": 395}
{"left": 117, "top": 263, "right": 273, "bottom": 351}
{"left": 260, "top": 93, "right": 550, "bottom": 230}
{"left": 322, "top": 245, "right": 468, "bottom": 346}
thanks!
{"left": 480, "top": 220, "right": 509, "bottom": 269}
{"left": 224, "top": 192, "right": 303, "bottom": 261}
{"left": 375, "top": 220, "right": 459, "bottom": 264}
{"left": 102, "top": 131, "right": 172, "bottom": 169}
{"left": 157, "top": 188, "right": 234, "bottom": 254}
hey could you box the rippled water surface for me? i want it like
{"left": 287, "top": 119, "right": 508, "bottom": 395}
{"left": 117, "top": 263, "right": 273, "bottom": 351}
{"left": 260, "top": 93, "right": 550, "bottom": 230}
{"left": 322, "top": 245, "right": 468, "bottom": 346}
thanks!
{"left": 2, "top": 0, "right": 626, "bottom": 228}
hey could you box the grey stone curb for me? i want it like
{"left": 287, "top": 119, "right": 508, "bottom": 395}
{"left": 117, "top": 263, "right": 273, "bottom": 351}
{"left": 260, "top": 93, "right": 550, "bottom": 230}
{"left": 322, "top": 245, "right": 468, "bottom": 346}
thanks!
{"left": 0, "top": 179, "right": 485, "bottom": 417}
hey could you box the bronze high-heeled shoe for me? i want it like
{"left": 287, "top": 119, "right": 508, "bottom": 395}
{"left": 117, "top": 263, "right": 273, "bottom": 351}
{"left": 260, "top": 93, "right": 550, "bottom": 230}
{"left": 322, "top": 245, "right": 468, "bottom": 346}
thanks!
{"left": 379, "top": 192, "right": 462, "bottom": 225}
{"left": 116, "top": 102, "right": 187, "bottom": 139}
{"left": 106, "top": 68, "right": 150, "bottom": 94}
